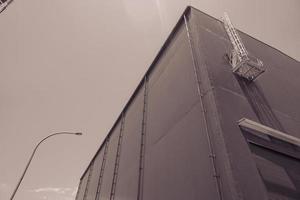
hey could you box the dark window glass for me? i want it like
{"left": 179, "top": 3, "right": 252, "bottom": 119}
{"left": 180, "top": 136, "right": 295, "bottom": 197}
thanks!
{"left": 250, "top": 143, "right": 300, "bottom": 199}
{"left": 241, "top": 127, "right": 300, "bottom": 199}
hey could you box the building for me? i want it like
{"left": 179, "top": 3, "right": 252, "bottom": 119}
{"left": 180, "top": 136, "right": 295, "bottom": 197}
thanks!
{"left": 75, "top": 6, "right": 300, "bottom": 200}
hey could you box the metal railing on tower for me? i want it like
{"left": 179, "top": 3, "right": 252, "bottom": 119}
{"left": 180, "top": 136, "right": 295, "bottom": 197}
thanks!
{"left": 222, "top": 13, "right": 266, "bottom": 81}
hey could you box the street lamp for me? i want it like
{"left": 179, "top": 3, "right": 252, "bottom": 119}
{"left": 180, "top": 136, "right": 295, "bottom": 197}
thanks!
{"left": 9, "top": 131, "right": 83, "bottom": 200}
{"left": 0, "top": 0, "right": 14, "bottom": 14}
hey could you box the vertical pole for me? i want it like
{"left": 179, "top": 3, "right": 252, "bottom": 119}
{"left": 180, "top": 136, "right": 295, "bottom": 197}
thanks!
{"left": 95, "top": 138, "right": 110, "bottom": 200}
{"left": 137, "top": 76, "right": 148, "bottom": 200}
{"left": 75, "top": 179, "right": 83, "bottom": 200}
{"left": 110, "top": 113, "right": 126, "bottom": 200}
{"left": 83, "top": 162, "right": 94, "bottom": 200}
{"left": 184, "top": 14, "right": 223, "bottom": 200}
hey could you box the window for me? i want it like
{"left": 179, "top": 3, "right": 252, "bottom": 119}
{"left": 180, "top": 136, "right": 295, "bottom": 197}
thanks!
{"left": 238, "top": 118, "right": 300, "bottom": 199}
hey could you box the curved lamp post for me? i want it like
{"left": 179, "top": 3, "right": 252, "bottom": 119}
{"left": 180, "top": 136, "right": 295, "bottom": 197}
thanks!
{"left": 9, "top": 132, "right": 82, "bottom": 200}
{"left": 0, "top": 0, "right": 14, "bottom": 14}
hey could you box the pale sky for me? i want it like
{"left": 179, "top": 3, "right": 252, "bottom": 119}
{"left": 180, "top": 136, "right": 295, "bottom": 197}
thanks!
{"left": 0, "top": 0, "right": 299, "bottom": 200}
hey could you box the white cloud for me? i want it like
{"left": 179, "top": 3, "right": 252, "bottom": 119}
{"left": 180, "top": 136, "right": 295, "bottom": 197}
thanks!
{"left": 63, "top": 197, "right": 74, "bottom": 200}
{"left": 29, "top": 187, "right": 77, "bottom": 196}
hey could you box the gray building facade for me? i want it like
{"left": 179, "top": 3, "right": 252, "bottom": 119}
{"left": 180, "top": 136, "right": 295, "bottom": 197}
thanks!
{"left": 75, "top": 7, "right": 300, "bottom": 200}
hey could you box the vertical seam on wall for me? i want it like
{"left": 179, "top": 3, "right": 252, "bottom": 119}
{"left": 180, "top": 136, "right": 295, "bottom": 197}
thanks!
{"left": 184, "top": 14, "right": 223, "bottom": 200}
{"left": 110, "top": 113, "right": 126, "bottom": 200}
{"left": 95, "top": 138, "right": 110, "bottom": 200}
{"left": 75, "top": 179, "right": 83, "bottom": 200}
{"left": 137, "top": 76, "right": 148, "bottom": 200}
{"left": 83, "top": 161, "right": 95, "bottom": 200}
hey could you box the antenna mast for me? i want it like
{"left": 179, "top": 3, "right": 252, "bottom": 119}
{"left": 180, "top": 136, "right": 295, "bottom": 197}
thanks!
{"left": 222, "top": 13, "right": 265, "bottom": 81}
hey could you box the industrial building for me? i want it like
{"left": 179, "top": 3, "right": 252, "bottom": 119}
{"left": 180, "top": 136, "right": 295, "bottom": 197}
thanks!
{"left": 75, "top": 6, "right": 300, "bottom": 200}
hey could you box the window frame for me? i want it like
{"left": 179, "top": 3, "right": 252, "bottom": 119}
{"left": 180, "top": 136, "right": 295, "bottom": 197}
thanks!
{"left": 238, "top": 118, "right": 300, "bottom": 160}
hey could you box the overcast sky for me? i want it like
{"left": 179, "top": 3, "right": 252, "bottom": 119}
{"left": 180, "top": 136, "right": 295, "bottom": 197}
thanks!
{"left": 0, "top": 0, "right": 299, "bottom": 200}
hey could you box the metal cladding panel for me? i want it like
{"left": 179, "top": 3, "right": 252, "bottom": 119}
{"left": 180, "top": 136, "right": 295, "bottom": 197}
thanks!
{"left": 146, "top": 24, "right": 199, "bottom": 146}
{"left": 188, "top": 7, "right": 300, "bottom": 200}
{"left": 76, "top": 168, "right": 90, "bottom": 200}
{"left": 143, "top": 20, "right": 219, "bottom": 200}
{"left": 85, "top": 148, "right": 105, "bottom": 200}
{"left": 189, "top": 11, "right": 243, "bottom": 95}
{"left": 143, "top": 102, "right": 219, "bottom": 200}
{"left": 239, "top": 35, "right": 300, "bottom": 137}
{"left": 75, "top": 180, "right": 83, "bottom": 200}
{"left": 98, "top": 122, "right": 121, "bottom": 200}
{"left": 114, "top": 86, "right": 144, "bottom": 199}
{"left": 186, "top": 11, "right": 238, "bottom": 200}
